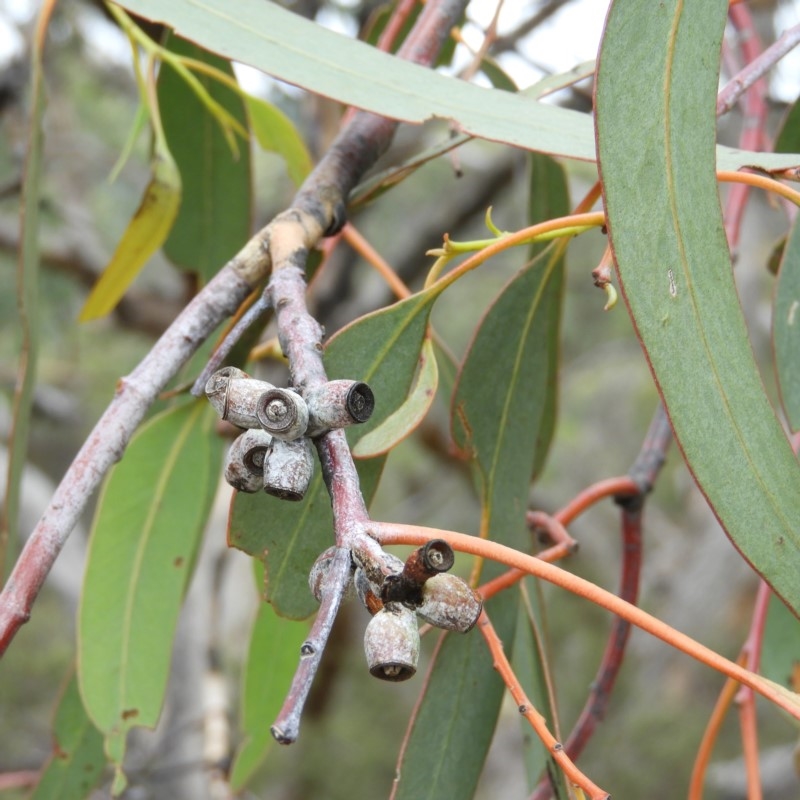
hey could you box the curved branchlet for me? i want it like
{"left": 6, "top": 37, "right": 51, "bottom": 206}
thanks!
{"left": 0, "top": 0, "right": 469, "bottom": 659}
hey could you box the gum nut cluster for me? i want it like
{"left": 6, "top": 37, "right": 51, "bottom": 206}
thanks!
{"left": 310, "top": 542, "right": 483, "bottom": 682}
{"left": 205, "top": 366, "right": 374, "bottom": 501}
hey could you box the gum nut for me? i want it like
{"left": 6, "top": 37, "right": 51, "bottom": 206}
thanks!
{"left": 305, "top": 380, "right": 375, "bottom": 437}
{"left": 364, "top": 604, "right": 420, "bottom": 682}
{"left": 415, "top": 573, "right": 483, "bottom": 633}
{"left": 263, "top": 437, "right": 314, "bottom": 501}
{"left": 223, "top": 429, "right": 273, "bottom": 492}
{"left": 256, "top": 388, "right": 309, "bottom": 441}
{"left": 205, "top": 367, "right": 275, "bottom": 429}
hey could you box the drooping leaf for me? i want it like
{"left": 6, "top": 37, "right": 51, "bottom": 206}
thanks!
{"left": 392, "top": 594, "right": 516, "bottom": 800}
{"left": 349, "top": 63, "right": 595, "bottom": 211}
{"left": 395, "top": 158, "right": 570, "bottom": 799}
{"left": 325, "top": 286, "right": 441, "bottom": 441}
{"left": 479, "top": 57, "right": 518, "bottom": 92}
{"left": 229, "top": 566, "right": 310, "bottom": 790}
{"left": 113, "top": 0, "right": 800, "bottom": 173}
{"left": 352, "top": 337, "right": 438, "bottom": 458}
{"left": 245, "top": 95, "right": 313, "bottom": 186}
{"left": 78, "top": 400, "right": 224, "bottom": 781}
{"left": 596, "top": 0, "right": 800, "bottom": 615}
{"left": 451, "top": 242, "right": 565, "bottom": 486}
{"left": 774, "top": 214, "right": 800, "bottom": 432}
{"left": 30, "top": 673, "right": 105, "bottom": 800}
{"left": 2, "top": 1, "right": 51, "bottom": 572}
{"left": 79, "top": 146, "right": 181, "bottom": 321}
{"left": 526, "top": 154, "right": 569, "bottom": 478}
{"left": 158, "top": 36, "right": 251, "bottom": 282}
{"left": 528, "top": 60, "right": 596, "bottom": 101}
{"left": 774, "top": 96, "right": 800, "bottom": 156}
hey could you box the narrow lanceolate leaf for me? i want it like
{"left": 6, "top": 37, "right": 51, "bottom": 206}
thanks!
{"left": 596, "top": 0, "right": 800, "bottom": 615}
{"left": 114, "top": 0, "right": 800, "bottom": 173}
{"left": 246, "top": 95, "right": 313, "bottom": 186}
{"left": 229, "top": 566, "right": 310, "bottom": 790}
{"left": 228, "top": 288, "right": 439, "bottom": 618}
{"left": 352, "top": 337, "right": 438, "bottom": 458}
{"left": 451, "top": 245, "right": 565, "bottom": 493}
{"left": 158, "top": 36, "right": 251, "bottom": 282}
{"left": 392, "top": 604, "right": 512, "bottom": 800}
{"left": 78, "top": 400, "right": 223, "bottom": 778}
{"left": 774, "top": 215, "right": 800, "bottom": 432}
{"left": 398, "top": 173, "right": 569, "bottom": 800}
{"left": 2, "top": 1, "right": 52, "bottom": 573}
{"left": 79, "top": 146, "right": 181, "bottom": 321}
{"left": 31, "top": 673, "right": 105, "bottom": 800}
{"left": 526, "top": 154, "right": 569, "bottom": 478}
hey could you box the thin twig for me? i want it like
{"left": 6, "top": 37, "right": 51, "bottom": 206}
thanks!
{"left": 190, "top": 293, "right": 271, "bottom": 396}
{"left": 721, "top": 4, "right": 770, "bottom": 254}
{"left": 687, "top": 654, "right": 748, "bottom": 800}
{"left": 270, "top": 547, "right": 352, "bottom": 744}
{"left": 717, "top": 19, "right": 800, "bottom": 117}
{"left": 478, "top": 610, "right": 610, "bottom": 800}
{"left": 341, "top": 223, "right": 412, "bottom": 300}
{"left": 370, "top": 521, "right": 800, "bottom": 724}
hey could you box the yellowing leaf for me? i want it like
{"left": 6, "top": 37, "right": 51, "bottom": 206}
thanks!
{"left": 245, "top": 95, "right": 312, "bottom": 186}
{"left": 79, "top": 151, "right": 181, "bottom": 321}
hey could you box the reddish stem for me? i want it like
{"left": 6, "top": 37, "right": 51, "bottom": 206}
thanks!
{"left": 722, "top": 3, "right": 769, "bottom": 253}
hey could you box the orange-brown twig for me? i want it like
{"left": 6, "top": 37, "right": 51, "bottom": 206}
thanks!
{"left": 477, "top": 610, "right": 610, "bottom": 800}
{"left": 370, "top": 521, "right": 800, "bottom": 724}
{"left": 688, "top": 654, "right": 748, "bottom": 800}
{"left": 717, "top": 170, "right": 800, "bottom": 208}
{"left": 341, "top": 223, "right": 412, "bottom": 300}
{"left": 551, "top": 476, "right": 639, "bottom": 526}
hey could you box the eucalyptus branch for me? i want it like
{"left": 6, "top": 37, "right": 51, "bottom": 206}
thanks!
{"left": 0, "top": 0, "right": 468, "bottom": 657}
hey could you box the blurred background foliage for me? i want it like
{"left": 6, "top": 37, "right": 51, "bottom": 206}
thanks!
{"left": 0, "top": 0, "right": 799, "bottom": 798}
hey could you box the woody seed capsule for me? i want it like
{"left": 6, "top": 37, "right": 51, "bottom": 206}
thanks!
{"left": 205, "top": 366, "right": 276, "bottom": 429}
{"left": 305, "top": 380, "right": 375, "bottom": 438}
{"left": 415, "top": 573, "right": 483, "bottom": 633}
{"left": 255, "top": 388, "right": 309, "bottom": 441}
{"left": 263, "top": 436, "right": 314, "bottom": 501}
{"left": 364, "top": 603, "right": 420, "bottom": 682}
{"left": 223, "top": 428, "right": 273, "bottom": 493}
